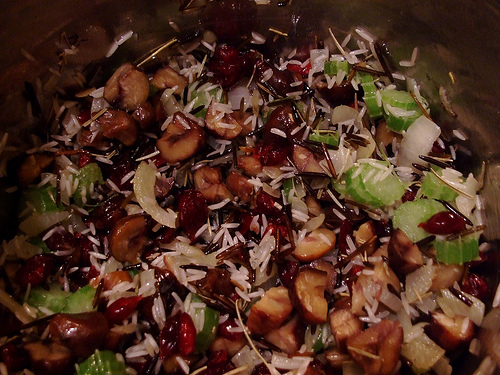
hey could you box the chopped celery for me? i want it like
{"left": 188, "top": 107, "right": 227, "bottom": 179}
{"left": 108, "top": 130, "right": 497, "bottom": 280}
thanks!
{"left": 401, "top": 333, "right": 445, "bottom": 373}
{"left": 324, "top": 60, "right": 350, "bottom": 76}
{"left": 282, "top": 178, "right": 295, "bottom": 203}
{"left": 359, "top": 74, "right": 383, "bottom": 119}
{"left": 189, "top": 294, "right": 219, "bottom": 353}
{"left": 433, "top": 234, "right": 479, "bottom": 264}
{"left": 392, "top": 199, "right": 446, "bottom": 242}
{"left": 28, "top": 237, "right": 51, "bottom": 253}
{"left": 76, "top": 350, "right": 127, "bottom": 375}
{"left": 421, "top": 168, "right": 459, "bottom": 202}
{"left": 63, "top": 285, "right": 97, "bottom": 314}
{"left": 20, "top": 184, "right": 63, "bottom": 214}
{"left": 28, "top": 283, "right": 71, "bottom": 313}
{"left": 308, "top": 132, "right": 340, "bottom": 147}
{"left": 381, "top": 89, "right": 423, "bottom": 132}
{"left": 73, "top": 163, "right": 104, "bottom": 206}
{"left": 188, "top": 82, "right": 224, "bottom": 118}
{"left": 343, "top": 160, "right": 405, "bottom": 208}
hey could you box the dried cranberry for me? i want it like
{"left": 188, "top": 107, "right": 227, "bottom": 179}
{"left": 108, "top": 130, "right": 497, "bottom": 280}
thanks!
{"left": 254, "top": 141, "right": 290, "bottom": 166}
{"left": 255, "top": 190, "right": 281, "bottom": 217}
{"left": 256, "top": 60, "right": 301, "bottom": 96}
{"left": 208, "top": 45, "right": 255, "bottom": 89}
{"left": 278, "top": 259, "right": 299, "bottom": 289}
{"left": 238, "top": 211, "right": 257, "bottom": 236}
{"left": 78, "top": 151, "right": 94, "bottom": 168}
{"left": 15, "top": 254, "right": 55, "bottom": 288}
{"left": 402, "top": 185, "right": 419, "bottom": 202}
{"left": 45, "top": 229, "right": 78, "bottom": 254}
{"left": 264, "top": 216, "right": 288, "bottom": 238}
{"left": 105, "top": 296, "right": 142, "bottom": 325}
{"left": 178, "top": 312, "right": 197, "bottom": 356}
{"left": 102, "top": 150, "right": 136, "bottom": 191}
{"left": 431, "top": 139, "right": 446, "bottom": 154}
{"left": 205, "top": 350, "right": 235, "bottom": 375}
{"left": 1, "top": 343, "right": 28, "bottom": 373}
{"left": 461, "top": 273, "right": 489, "bottom": 301}
{"left": 157, "top": 270, "right": 187, "bottom": 314}
{"left": 418, "top": 211, "right": 467, "bottom": 235}
{"left": 153, "top": 227, "right": 177, "bottom": 246}
{"left": 316, "top": 80, "right": 357, "bottom": 107}
{"left": 251, "top": 363, "right": 269, "bottom": 375}
{"left": 337, "top": 220, "right": 353, "bottom": 255}
{"left": 287, "top": 61, "right": 311, "bottom": 76}
{"left": 218, "top": 317, "right": 244, "bottom": 341}
{"left": 374, "top": 219, "right": 392, "bottom": 239}
{"left": 178, "top": 189, "right": 209, "bottom": 241}
{"left": 159, "top": 312, "right": 196, "bottom": 358}
{"left": 77, "top": 109, "right": 91, "bottom": 124}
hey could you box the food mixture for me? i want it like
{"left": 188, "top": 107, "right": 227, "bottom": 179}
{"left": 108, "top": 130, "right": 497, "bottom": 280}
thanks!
{"left": 1, "top": 3, "right": 499, "bottom": 375}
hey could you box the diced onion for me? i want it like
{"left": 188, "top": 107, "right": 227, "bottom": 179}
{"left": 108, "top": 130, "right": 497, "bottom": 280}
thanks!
{"left": 133, "top": 162, "right": 177, "bottom": 228}
{"left": 397, "top": 116, "right": 441, "bottom": 170}
{"left": 437, "top": 289, "right": 485, "bottom": 326}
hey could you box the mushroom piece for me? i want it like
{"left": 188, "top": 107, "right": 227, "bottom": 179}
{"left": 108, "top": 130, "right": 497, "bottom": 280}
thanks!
{"left": 151, "top": 66, "right": 188, "bottom": 95}
{"left": 23, "top": 341, "right": 74, "bottom": 375}
{"left": 157, "top": 112, "right": 206, "bottom": 164}
{"left": 49, "top": 312, "right": 110, "bottom": 358}
{"left": 346, "top": 319, "right": 403, "bottom": 375}
{"left": 109, "top": 214, "right": 147, "bottom": 263}
{"left": 193, "top": 165, "right": 233, "bottom": 204}
{"left": 97, "top": 108, "right": 139, "bottom": 146}
{"left": 103, "top": 62, "right": 149, "bottom": 111}
{"left": 247, "top": 286, "right": 293, "bottom": 336}
{"left": 205, "top": 99, "right": 242, "bottom": 139}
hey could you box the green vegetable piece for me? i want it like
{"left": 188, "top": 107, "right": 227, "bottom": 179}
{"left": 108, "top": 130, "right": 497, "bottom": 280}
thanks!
{"left": 392, "top": 199, "right": 446, "bottom": 242}
{"left": 308, "top": 133, "right": 339, "bottom": 147}
{"left": 28, "top": 236, "right": 51, "bottom": 253}
{"left": 282, "top": 178, "right": 295, "bottom": 203}
{"left": 434, "top": 235, "right": 479, "bottom": 264}
{"left": 28, "top": 283, "right": 71, "bottom": 313}
{"left": 63, "top": 285, "right": 96, "bottom": 314}
{"left": 324, "top": 60, "right": 350, "bottom": 76}
{"left": 359, "top": 76, "right": 383, "bottom": 119}
{"left": 381, "top": 89, "right": 423, "bottom": 132}
{"left": 343, "top": 160, "right": 405, "bottom": 208}
{"left": 188, "top": 82, "right": 224, "bottom": 118}
{"left": 421, "top": 168, "right": 459, "bottom": 202}
{"left": 73, "top": 163, "right": 104, "bottom": 206}
{"left": 190, "top": 294, "right": 220, "bottom": 353}
{"left": 76, "top": 350, "right": 127, "bottom": 375}
{"left": 20, "top": 184, "right": 63, "bottom": 214}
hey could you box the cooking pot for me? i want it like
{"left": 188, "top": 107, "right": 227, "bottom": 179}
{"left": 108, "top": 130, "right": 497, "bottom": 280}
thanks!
{"left": 0, "top": 0, "right": 498, "bottom": 373}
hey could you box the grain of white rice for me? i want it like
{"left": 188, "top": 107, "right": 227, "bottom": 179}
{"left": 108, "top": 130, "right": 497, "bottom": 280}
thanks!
{"left": 453, "top": 129, "right": 468, "bottom": 141}
{"left": 261, "top": 68, "right": 273, "bottom": 82}
{"left": 345, "top": 235, "right": 357, "bottom": 254}
{"left": 492, "top": 282, "right": 500, "bottom": 308}
{"left": 469, "top": 338, "right": 482, "bottom": 356}
{"left": 251, "top": 31, "right": 266, "bottom": 44}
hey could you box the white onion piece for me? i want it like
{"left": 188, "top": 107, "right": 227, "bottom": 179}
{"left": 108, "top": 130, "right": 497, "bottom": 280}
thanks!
{"left": 160, "top": 87, "right": 183, "bottom": 116}
{"left": 302, "top": 213, "right": 325, "bottom": 233}
{"left": 330, "top": 105, "right": 359, "bottom": 126}
{"left": 405, "top": 261, "right": 435, "bottom": 304}
{"left": 133, "top": 161, "right": 177, "bottom": 228}
{"left": 397, "top": 115, "right": 441, "bottom": 170}
{"left": 355, "top": 128, "right": 376, "bottom": 160}
{"left": 437, "top": 289, "right": 485, "bottom": 326}
{"left": 227, "top": 83, "right": 252, "bottom": 110}
{"left": 19, "top": 211, "right": 70, "bottom": 237}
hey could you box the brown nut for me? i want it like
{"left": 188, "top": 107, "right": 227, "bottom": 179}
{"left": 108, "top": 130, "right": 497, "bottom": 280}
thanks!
{"left": 103, "top": 62, "right": 149, "bottom": 111}
{"left": 157, "top": 112, "right": 205, "bottom": 164}
{"left": 293, "top": 228, "right": 336, "bottom": 262}
{"left": 387, "top": 228, "right": 423, "bottom": 277}
{"left": 237, "top": 155, "right": 263, "bottom": 177}
{"left": 49, "top": 312, "right": 109, "bottom": 358}
{"left": 24, "top": 341, "right": 74, "bottom": 375}
{"left": 109, "top": 214, "right": 147, "bottom": 263}
{"left": 17, "top": 153, "right": 54, "bottom": 187}
{"left": 264, "top": 315, "right": 305, "bottom": 354}
{"left": 346, "top": 319, "right": 403, "bottom": 375}
{"left": 289, "top": 267, "right": 328, "bottom": 324}
{"left": 151, "top": 66, "right": 188, "bottom": 94}
{"left": 226, "top": 171, "right": 254, "bottom": 202}
{"left": 292, "top": 144, "right": 324, "bottom": 174}
{"left": 97, "top": 108, "right": 139, "bottom": 146}
{"left": 425, "top": 312, "right": 475, "bottom": 352}
{"left": 329, "top": 307, "right": 363, "bottom": 351}
{"left": 205, "top": 99, "right": 242, "bottom": 139}
{"left": 193, "top": 165, "right": 233, "bottom": 204}
{"left": 247, "top": 286, "right": 293, "bottom": 336}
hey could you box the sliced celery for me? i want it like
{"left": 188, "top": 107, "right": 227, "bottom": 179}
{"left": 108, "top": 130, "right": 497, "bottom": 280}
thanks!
{"left": 189, "top": 294, "right": 220, "bottom": 353}
{"left": 63, "top": 285, "right": 97, "bottom": 314}
{"left": 308, "top": 132, "right": 339, "bottom": 147}
{"left": 20, "top": 184, "right": 63, "bottom": 214}
{"left": 421, "top": 168, "right": 459, "bottom": 202}
{"left": 76, "top": 350, "right": 127, "bottom": 375}
{"left": 392, "top": 199, "right": 446, "bottom": 242}
{"left": 434, "top": 235, "right": 479, "bottom": 264}
{"left": 28, "top": 283, "right": 71, "bottom": 313}
{"left": 188, "top": 82, "right": 224, "bottom": 118}
{"left": 381, "top": 89, "right": 423, "bottom": 132}
{"left": 73, "top": 163, "right": 104, "bottom": 206}
{"left": 324, "top": 60, "right": 350, "bottom": 76}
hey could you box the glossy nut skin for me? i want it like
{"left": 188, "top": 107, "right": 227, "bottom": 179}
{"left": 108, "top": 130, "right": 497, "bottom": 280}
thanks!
{"left": 49, "top": 312, "right": 109, "bottom": 358}
{"left": 103, "top": 62, "right": 149, "bottom": 111}
{"left": 97, "top": 108, "right": 139, "bottom": 146}
{"left": 109, "top": 214, "right": 147, "bottom": 263}
{"left": 23, "top": 341, "right": 74, "bottom": 375}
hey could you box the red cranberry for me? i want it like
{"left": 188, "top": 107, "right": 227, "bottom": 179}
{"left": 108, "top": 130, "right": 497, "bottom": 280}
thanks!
{"left": 15, "top": 254, "right": 55, "bottom": 288}
{"left": 78, "top": 151, "right": 94, "bottom": 168}
{"left": 461, "top": 273, "right": 489, "bottom": 301}
{"left": 278, "top": 259, "right": 299, "bottom": 289}
{"left": 205, "top": 350, "right": 235, "bottom": 375}
{"left": 255, "top": 190, "right": 281, "bottom": 217}
{"left": 218, "top": 317, "right": 244, "bottom": 342}
{"left": 254, "top": 141, "right": 290, "bottom": 166}
{"left": 418, "top": 211, "right": 467, "bottom": 235}
{"left": 1, "top": 343, "right": 28, "bottom": 373}
{"left": 402, "top": 185, "right": 419, "bottom": 202}
{"left": 178, "top": 313, "right": 197, "bottom": 356}
{"left": 159, "top": 313, "right": 196, "bottom": 358}
{"left": 178, "top": 189, "right": 209, "bottom": 241}
{"left": 208, "top": 45, "right": 255, "bottom": 89}
{"left": 105, "top": 296, "right": 142, "bottom": 325}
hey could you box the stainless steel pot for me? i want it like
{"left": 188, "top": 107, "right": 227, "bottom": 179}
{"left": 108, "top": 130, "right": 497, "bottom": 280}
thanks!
{"left": 0, "top": 0, "right": 499, "bottom": 373}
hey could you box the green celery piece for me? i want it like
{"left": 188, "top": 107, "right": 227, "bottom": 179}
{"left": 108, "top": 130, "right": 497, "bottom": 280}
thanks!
{"left": 190, "top": 294, "right": 220, "bottom": 353}
{"left": 21, "top": 184, "right": 63, "bottom": 214}
{"left": 421, "top": 168, "right": 459, "bottom": 202}
{"left": 28, "top": 237, "right": 51, "bottom": 253}
{"left": 324, "top": 60, "right": 350, "bottom": 76}
{"left": 188, "top": 82, "right": 224, "bottom": 118}
{"left": 73, "top": 163, "right": 104, "bottom": 206}
{"left": 28, "top": 283, "right": 71, "bottom": 313}
{"left": 282, "top": 178, "right": 295, "bottom": 203}
{"left": 76, "top": 350, "right": 127, "bottom": 375}
{"left": 381, "top": 89, "right": 423, "bottom": 132}
{"left": 344, "top": 161, "right": 405, "bottom": 208}
{"left": 309, "top": 133, "right": 339, "bottom": 147}
{"left": 63, "top": 285, "right": 97, "bottom": 314}
{"left": 392, "top": 199, "right": 446, "bottom": 242}
{"left": 434, "top": 235, "right": 479, "bottom": 264}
